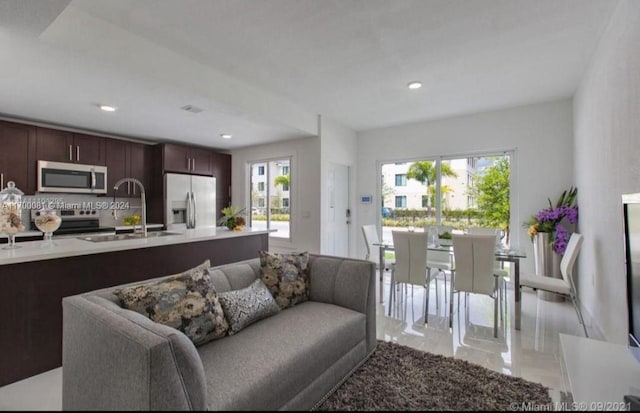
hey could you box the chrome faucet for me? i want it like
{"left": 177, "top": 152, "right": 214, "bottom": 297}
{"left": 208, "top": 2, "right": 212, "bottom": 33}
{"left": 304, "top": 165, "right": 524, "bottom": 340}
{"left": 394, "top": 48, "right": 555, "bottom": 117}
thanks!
{"left": 112, "top": 177, "right": 147, "bottom": 237}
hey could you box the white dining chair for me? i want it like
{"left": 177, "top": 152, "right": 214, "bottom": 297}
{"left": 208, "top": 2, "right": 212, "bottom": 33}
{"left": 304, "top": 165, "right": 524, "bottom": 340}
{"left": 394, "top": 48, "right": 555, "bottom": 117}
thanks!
{"left": 361, "top": 224, "right": 394, "bottom": 271}
{"left": 388, "top": 231, "right": 439, "bottom": 323}
{"left": 424, "top": 225, "right": 454, "bottom": 305}
{"left": 467, "top": 226, "right": 509, "bottom": 312}
{"left": 518, "top": 233, "right": 588, "bottom": 337}
{"left": 450, "top": 234, "right": 503, "bottom": 337}
{"left": 361, "top": 224, "right": 380, "bottom": 263}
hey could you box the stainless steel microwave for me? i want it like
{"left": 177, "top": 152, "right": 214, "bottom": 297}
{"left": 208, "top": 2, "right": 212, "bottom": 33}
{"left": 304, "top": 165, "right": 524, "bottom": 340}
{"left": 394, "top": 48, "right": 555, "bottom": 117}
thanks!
{"left": 37, "top": 160, "right": 108, "bottom": 194}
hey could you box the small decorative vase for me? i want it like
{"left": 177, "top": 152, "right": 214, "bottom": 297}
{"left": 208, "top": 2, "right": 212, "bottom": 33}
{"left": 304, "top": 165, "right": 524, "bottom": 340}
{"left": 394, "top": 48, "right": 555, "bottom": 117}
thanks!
{"left": 34, "top": 208, "right": 62, "bottom": 246}
{"left": 0, "top": 181, "right": 25, "bottom": 250}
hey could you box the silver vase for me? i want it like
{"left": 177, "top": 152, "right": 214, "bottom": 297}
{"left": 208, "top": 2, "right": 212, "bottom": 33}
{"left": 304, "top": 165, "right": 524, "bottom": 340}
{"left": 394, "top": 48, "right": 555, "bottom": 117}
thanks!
{"left": 533, "top": 232, "right": 564, "bottom": 302}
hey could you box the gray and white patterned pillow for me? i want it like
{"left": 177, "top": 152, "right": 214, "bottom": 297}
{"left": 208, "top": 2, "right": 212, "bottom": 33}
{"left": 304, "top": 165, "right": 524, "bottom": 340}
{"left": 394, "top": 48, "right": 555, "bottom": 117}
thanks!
{"left": 218, "top": 278, "right": 280, "bottom": 335}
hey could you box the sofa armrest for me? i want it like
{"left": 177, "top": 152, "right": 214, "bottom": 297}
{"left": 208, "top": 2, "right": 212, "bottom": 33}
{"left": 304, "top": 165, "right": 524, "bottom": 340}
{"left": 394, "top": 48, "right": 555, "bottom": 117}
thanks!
{"left": 62, "top": 295, "right": 206, "bottom": 411}
{"left": 308, "top": 254, "right": 376, "bottom": 354}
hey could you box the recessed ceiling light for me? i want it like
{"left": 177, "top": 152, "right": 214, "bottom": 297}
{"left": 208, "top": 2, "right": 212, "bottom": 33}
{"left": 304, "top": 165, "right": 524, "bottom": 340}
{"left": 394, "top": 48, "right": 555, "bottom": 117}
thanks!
{"left": 221, "top": 134, "right": 232, "bottom": 139}
{"left": 407, "top": 81, "right": 422, "bottom": 90}
{"left": 99, "top": 104, "right": 117, "bottom": 112}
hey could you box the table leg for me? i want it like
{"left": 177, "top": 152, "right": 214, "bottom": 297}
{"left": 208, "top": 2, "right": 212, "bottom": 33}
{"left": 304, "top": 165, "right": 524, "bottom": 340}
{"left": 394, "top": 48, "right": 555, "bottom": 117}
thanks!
{"left": 379, "top": 246, "right": 385, "bottom": 304}
{"left": 514, "top": 258, "right": 521, "bottom": 330}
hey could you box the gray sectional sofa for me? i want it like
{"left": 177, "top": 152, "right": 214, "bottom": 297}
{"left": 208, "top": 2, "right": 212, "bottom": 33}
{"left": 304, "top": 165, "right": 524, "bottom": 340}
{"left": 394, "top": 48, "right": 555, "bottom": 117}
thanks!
{"left": 62, "top": 254, "right": 376, "bottom": 410}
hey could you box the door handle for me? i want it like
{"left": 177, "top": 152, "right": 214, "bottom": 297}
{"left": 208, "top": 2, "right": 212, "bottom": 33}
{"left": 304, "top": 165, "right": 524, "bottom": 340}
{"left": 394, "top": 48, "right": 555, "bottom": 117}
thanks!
{"left": 192, "top": 158, "right": 196, "bottom": 171}
{"left": 76, "top": 146, "right": 80, "bottom": 162}
{"left": 69, "top": 145, "right": 73, "bottom": 161}
{"left": 186, "top": 192, "right": 193, "bottom": 228}
{"left": 0, "top": 172, "right": 3, "bottom": 189}
{"left": 90, "top": 169, "right": 96, "bottom": 189}
{"left": 191, "top": 192, "right": 197, "bottom": 228}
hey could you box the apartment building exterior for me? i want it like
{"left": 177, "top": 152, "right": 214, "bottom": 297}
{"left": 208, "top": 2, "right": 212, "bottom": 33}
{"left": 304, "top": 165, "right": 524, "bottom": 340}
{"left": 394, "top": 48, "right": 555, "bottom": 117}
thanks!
{"left": 250, "top": 159, "right": 291, "bottom": 213}
{"left": 381, "top": 158, "right": 478, "bottom": 211}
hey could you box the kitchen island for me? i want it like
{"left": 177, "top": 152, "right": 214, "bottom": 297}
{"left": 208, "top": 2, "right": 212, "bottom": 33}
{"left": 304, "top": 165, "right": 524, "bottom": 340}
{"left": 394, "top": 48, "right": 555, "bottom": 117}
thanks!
{"left": 0, "top": 227, "right": 271, "bottom": 386}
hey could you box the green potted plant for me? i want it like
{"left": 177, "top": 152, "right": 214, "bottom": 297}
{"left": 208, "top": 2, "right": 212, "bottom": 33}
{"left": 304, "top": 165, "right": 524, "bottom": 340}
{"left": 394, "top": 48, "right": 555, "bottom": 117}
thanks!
{"left": 217, "top": 206, "right": 246, "bottom": 231}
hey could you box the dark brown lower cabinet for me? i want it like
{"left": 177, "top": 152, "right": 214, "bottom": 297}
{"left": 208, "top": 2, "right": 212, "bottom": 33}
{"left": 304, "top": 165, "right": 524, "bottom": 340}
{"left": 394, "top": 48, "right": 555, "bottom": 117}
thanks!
{"left": 0, "top": 233, "right": 268, "bottom": 386}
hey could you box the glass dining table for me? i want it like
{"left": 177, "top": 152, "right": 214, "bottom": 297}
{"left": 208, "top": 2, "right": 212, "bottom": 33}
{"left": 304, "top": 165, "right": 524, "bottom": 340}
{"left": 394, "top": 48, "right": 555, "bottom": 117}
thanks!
{"left": 373, "top": 240, "right": 527, "bottom": 330}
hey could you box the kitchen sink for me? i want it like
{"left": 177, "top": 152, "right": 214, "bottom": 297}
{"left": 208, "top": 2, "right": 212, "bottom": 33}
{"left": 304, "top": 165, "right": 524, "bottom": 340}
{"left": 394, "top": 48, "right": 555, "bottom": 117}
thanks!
{"left": 78, "top": 231, "right": 181, "bottom": 242}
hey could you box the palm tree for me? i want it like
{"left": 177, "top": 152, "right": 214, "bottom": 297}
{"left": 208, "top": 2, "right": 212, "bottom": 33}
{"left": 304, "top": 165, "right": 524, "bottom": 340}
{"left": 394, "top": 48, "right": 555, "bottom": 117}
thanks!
{"left": 274, "top": 174, "right": 290, "bottom": 190}
{"left": 406, "top": 161, "right": 458, "bottom": 217}
{"left": 428, "top": 184, "right": 455, "bottom": 209}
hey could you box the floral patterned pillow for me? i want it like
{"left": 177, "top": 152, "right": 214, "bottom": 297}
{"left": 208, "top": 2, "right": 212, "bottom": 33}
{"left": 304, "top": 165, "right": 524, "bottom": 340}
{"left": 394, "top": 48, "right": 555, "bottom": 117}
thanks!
{"left": 259, "top": 251, "right": 310, "bottom": 309}
{"left": 113, "top": 260, "right": 229, "bottom": 346}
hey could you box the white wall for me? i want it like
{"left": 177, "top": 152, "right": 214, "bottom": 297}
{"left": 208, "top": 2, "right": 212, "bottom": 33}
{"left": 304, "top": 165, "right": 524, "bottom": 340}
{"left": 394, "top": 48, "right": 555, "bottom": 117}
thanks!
{"left": 319, "top": 116, "right": 358, "bottom": 257}
{"left": 231, "top": 136, "right": 322, "bottom": 253}
{"left": 356, "top": 99, "right": 575, "bottom": 271}
{"left": 573, "top": 0, "right": 640, "bottom": 343}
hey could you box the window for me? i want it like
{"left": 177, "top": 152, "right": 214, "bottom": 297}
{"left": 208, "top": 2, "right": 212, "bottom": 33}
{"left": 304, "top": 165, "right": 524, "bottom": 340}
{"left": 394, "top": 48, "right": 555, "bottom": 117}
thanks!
{"left": 381, "top": 153, "right": 512, "bottom": 243}
{"left": 395, "top": 196, "right": 407, "bottom": 208}
{"left": 250, "top": 158, "right": 291, "bottom": 240}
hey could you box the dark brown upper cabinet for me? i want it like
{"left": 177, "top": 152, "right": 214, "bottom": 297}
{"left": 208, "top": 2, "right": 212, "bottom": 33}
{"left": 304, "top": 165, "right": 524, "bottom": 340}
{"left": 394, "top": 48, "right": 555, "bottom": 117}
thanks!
{"left": 105, "top": 139, "right": 152, "bottom": 198}
{"left": 0, "top": 121, "right": 36, "bottom": 194}
{"left": 211, "top": 152, "right": 231, "bottom": 219}
{"left": 162, "top": 143, "right": 212, "bottom": 176}
{"left": 35, "top": 127, "right": 106, "bottom": 166}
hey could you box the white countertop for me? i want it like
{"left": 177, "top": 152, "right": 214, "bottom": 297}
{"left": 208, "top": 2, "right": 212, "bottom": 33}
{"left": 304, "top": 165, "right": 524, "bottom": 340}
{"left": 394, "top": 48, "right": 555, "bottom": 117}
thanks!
{"left": 0, "top": 226, "right": 272, "bottom": 266}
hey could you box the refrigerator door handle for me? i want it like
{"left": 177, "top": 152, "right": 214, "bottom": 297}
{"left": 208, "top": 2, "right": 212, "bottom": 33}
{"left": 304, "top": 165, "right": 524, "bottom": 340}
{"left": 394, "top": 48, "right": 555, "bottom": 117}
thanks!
{"left": 191, "top": 192, "right": 197, "bottom": 228}
{"left": 186, "top": 191, "right": 193, "bottom": 229}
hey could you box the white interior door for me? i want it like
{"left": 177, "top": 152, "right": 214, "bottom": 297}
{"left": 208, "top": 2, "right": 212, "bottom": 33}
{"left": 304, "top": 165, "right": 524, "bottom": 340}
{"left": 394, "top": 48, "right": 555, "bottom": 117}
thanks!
{"left": 326, "top": 163, "right": 350, "bottom": 257}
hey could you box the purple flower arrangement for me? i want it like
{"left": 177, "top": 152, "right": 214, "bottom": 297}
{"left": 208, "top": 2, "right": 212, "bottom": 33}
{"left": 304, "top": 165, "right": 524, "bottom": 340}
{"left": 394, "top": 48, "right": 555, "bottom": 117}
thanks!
{"left": 524, "top": 187, "right": 578, "bottom": 255}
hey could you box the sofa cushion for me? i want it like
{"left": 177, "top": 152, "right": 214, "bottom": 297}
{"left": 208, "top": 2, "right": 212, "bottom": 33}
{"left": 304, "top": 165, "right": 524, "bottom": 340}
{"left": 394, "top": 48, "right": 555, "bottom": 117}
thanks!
{"left": 217, "top": 278, "right": 280, "bottom": 335}
{"left": 113, "top": 260, "right": 228, "bottom": 346}
{"left": 207, "top": 260, "right": 260, "bottom": 293}
{"left": 197, "top": 301, "right": 366, "bottom": 411}
{"left": 259, "top": 251, "right": 310, "bottom": 309}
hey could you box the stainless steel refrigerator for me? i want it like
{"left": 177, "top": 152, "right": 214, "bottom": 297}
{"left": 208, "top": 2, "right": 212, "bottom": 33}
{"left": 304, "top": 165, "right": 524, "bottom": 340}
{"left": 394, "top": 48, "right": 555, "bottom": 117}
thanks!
{"left": 165, "top": 173, "right": 216, "bottom": 230}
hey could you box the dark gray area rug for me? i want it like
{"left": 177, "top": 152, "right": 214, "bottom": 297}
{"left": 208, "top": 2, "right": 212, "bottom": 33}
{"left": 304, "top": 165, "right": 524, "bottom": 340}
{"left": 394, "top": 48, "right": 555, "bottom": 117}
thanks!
{"left": 317, "top": 341, "right": 552, "bottom": 411}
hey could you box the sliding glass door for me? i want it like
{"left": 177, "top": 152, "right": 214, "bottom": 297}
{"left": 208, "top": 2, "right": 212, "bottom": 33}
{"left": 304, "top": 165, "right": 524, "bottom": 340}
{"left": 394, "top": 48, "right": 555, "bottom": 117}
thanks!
{"left": 380, "top": 152, "right": 512, "bottom": 244}
{"left": 249, "top": 158, "right": 291, "bottom": 239}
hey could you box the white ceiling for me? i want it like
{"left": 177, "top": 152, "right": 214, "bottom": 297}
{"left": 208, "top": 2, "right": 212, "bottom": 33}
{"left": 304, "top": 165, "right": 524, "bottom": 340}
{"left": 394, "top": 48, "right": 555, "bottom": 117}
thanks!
{"left": 0, "top": 0, "right": 618, "bottom": 149}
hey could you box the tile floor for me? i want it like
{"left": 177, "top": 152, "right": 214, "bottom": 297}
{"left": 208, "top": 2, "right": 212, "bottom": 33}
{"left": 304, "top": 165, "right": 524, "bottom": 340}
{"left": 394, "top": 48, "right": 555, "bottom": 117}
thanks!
{"left": 375, "top": 269, "right": 600, "bottom": 400}
{"left": 0, "top": 269, "right": 598, "bottom": 410}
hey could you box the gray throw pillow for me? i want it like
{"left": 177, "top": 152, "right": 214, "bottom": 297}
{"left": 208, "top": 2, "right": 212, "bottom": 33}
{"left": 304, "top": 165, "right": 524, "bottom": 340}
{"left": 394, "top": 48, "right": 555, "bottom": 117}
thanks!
{"left": 113, "top": 260, "right": 229, "bottom": 346}
{"left": 218, "top": 278, "right": 280, "bottom": 335}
